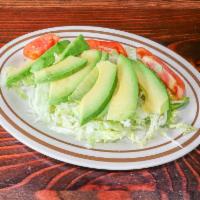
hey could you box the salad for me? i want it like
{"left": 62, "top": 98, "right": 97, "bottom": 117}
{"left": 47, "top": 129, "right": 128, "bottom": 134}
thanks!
{"left": 4, "top": 33, "right": 195, "bottom": 147}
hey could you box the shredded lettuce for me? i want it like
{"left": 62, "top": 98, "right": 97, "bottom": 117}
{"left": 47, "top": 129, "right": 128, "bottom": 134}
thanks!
{"left": 26, "top": 83, "right": 51, "bottom": 122}
{"left": 168, "top": 123, "right": 196, "bottom": 135}
{"left": 139, "top": 114, "right": 160, "bottom": 146}
{"left": 7, "top": 62, "right": 196, "bottom": 148}
{"left": 13, "top": 83, "right": 196, "bottom": 147}
{"left": 166, "top": 108, "right": 196, "bottom": 136}
{"left": 49, "top": 102, "right": 128, "bottom": 147}
{"left": 170, "top": 97, "right": 189, "bottom": 111}
{"left": 11, "top": 80, "right": 196, "bottom": 148}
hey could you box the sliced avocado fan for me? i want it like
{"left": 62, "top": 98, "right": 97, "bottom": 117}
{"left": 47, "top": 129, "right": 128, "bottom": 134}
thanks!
{"left": 49, "top": 49, "right": 101, "bottom": 105}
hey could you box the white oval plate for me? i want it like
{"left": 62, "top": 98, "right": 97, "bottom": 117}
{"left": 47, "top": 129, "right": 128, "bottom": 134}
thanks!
{"left": 0, "top": 26, "right": 200, "bottom": 170}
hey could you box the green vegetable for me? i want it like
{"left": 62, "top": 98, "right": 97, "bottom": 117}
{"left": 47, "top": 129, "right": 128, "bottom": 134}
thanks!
{"left": 34, "top": 56, "right": 87, "bottom": 83}
{"left": 17, "top": 82, "right": 194, "bottom": 147}
{"left": 167, "top": 97, "right": 190, "bottom": 125}
{"left": 49, "top": 50, "right": 101, "bottom": 105}
{"left": 79, "top": 61, "right": 117, "bottom": 125}
{"left": 6, "top": 61, "right": 33, "bottom": 88}
{"left": 5, "top": 37, "right": 195, "bottom": 148}
{"left": 22, "top": 74, "right": 35, "bottom": 86}
{"left": 132, "top": 60, "right": 169, "bottom": 114}
{"left": 170, "top": 97, "right": 189, "bottom": 111}
{"left": 30, "top": 40, "right": 70, "bottom": 72}
{"left": 60, "top": 35, "right": 89, "bottom": 61}
{"left": 69, "top": 67, "right": 98, "bottom": 102}
{"left": 107, "top": 55, "right": 138, "bottom": 121}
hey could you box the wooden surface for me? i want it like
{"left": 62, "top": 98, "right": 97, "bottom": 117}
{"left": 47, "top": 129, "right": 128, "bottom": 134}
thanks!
{"left": 0, "top": 1, "right": 200, "bottom": 199}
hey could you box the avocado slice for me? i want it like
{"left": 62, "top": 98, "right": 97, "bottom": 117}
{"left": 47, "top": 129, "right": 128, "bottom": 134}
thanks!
{"left": 6, "top": 40, "right": 69, "bottom": 87}
{"left": 68, "top": 68, "right": 98, "bottom": 102}
{"left": 107, "top": 55, "right": 138, "bottom": 121}
{"left": 34, "top": 55, "right": 87, "bottom": 83}
{"left": 30, "top": 40, "right": 69, "bottom": 72}
{"left": 96, "top": 104, "right": 109, "bottom": 119}
{"left": 80, "top": 61, "right": 117, "bottom": 125}
{"left": 69, "top": 51, "right": 109, "bottom": 102}
{"left": 6, "top": 35, "right": 88, "bottom": 87}
{"left": 132, "top": 60, "right": 169, "bottom": 114}
{"left": 59, "top": 35, "right": 89, "bottom": 61}
{"left": 49, "top": 50, "right": 101, "bottom": 105}
{"left": 6, "top": 61, "right": 33, "bottom": 88}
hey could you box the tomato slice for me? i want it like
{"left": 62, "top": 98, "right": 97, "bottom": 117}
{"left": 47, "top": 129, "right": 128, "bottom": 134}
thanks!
{"left": 136, "top": 47, "right": 153, "bottom": 59}
{"left": 136, "top": 47, "right": 185, "bottom": 99}
{"left": 87, "top": 39, "right": 127, "bottom": 56}
{"left": 23, "top": 33, "right": 60, "bottom": 60}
